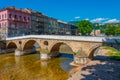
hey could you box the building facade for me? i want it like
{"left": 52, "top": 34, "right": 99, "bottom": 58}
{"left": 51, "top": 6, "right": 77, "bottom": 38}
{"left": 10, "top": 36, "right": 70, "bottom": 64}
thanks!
{"left": 47, "top": 18, "right": 58, "bottom": 35}
{"left": 0, "top": 6, "right": 77, "bottom": 38}
{"left": 0, "top": 6, "right": 31, "bottom": 38}
{"left": 24, "top": 9, "right": 45, "bottom": 35}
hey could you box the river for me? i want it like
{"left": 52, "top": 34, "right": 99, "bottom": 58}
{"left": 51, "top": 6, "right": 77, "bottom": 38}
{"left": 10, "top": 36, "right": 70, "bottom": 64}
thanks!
{"left": 0, "top": 53, "right": 73, "bottom": 80}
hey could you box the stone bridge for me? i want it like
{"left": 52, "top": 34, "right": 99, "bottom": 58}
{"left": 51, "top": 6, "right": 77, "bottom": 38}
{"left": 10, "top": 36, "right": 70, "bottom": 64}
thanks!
{"left": 6, "top": 35, "right": 120, "bottom": 59}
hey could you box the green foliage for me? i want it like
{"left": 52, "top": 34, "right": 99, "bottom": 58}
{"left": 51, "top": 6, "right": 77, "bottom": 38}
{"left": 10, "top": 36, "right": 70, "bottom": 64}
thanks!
{"left": 105, "top": 25, "right": 116, "bottom": 35}
{"left": 115, "top": 25, "right": 120, "bottom": 35}
{"left": 77, "top": 20, "right": 93, "bottom": 35}
{"left": 103, "top": 46, "right": 120, "bottom": 61}
{"left": 73, "top": 52, "right": 77, "bottom": 55}
{"left": 70, "top": 20, "right": 120, "bottom": 35}
{"left": 105, "top": 24, "right": 120, "bottom": 36}
{"left": 104, "top": 46, "right": 120, "bottom": 55}
{"left": 93, "top": 23, "right": 107, "bottom": 34}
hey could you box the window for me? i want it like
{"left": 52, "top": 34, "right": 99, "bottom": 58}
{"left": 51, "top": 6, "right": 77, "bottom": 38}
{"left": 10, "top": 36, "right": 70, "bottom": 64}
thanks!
{"left": 0, "top": 23, "right": 1, "bottom": 28}
{"left": 5, "top": 14, "right": 6, "bottom": 19}
{"left": 14, "top": 15, "right": 17, "bottom": 19}
{"left": 2, "top": 14, "right": 4, "bottom": 20}
{"left": 24, "top": 17, "right": 26, "bottom": 21}
{"left": 9, "top": 22, "right": 12, "bottom": 27}
{"left": 2, "top": 23, "right": 4, "bottom": 27}
{"left": 15, "top": 23, "right": 17, "bottom": 28}
{"left": 9, "top": 14, "right": 12, "bottom": 18}
{"left": 19, "top": 16, "right": 22, "bottom": 21}
{"left": 5, "top": 22, "right": 7, "bottom": 27}
{"left": 28, "top": 17, "right": 30, "bottom": 21}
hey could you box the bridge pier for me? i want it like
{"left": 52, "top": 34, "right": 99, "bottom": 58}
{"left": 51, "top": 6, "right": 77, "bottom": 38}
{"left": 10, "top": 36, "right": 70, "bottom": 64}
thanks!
{"left": 40, "top": 53, "right": 51, "bottom": 60}
{"left": 15, "top": 49, "right": 23, "bottom": 56}
{"left": 40, "top": 47, "right": 51, "bottom": 60}
{"left": 74, "top": 56, "right": 90, "bottom": 64}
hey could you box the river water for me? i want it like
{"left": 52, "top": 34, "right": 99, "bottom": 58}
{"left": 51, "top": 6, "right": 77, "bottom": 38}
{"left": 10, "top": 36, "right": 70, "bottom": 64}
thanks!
{"left": 0, "top": 53, "right": 73, "bottom": 80}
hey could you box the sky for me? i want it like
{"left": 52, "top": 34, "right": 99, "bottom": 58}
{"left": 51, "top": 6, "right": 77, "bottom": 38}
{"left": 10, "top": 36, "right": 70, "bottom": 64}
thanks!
{"left": 0, "top": 0, "right": 120, "bottom": 23}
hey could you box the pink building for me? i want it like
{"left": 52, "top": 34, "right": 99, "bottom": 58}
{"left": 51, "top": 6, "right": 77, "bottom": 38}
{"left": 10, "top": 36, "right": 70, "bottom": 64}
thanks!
{"left": 0, "top": 6, "right": 31, "bottom": 38}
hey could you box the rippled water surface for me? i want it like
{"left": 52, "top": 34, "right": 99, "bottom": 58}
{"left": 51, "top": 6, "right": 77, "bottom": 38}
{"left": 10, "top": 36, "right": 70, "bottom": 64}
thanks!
{"left": 0, "top": 53, "right": 73, "bottom": 80}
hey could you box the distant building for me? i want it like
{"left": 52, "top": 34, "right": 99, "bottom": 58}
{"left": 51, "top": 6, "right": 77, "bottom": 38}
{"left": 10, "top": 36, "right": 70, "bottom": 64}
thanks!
{"left": 23, "top": 8, "right": 77, "bottom": 35}
{"left": 95, "top": 30, "right": 101, "bottom": 36}
{"left": 24, "top": 8, "right": 45, "bottom": 35}
{"left": 58, "top": 20, "right": 77, "bottom": 35}
{"left": 58, "top": 20, "right": 70, "bottom": 35}
{"left": 47, "top": 18, "right": 58, "bottom": 35}
{"left": 91, "top": 29, "right": 101, "bottom": 36}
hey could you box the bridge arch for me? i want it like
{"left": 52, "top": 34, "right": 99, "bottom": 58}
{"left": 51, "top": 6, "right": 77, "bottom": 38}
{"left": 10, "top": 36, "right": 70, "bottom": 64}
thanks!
{"left": 7, "top": 42, "right": 17, "bottom": 49}
{"left": 23, "top": 40, "right": 41, "bottom": 51}
{"left": 88, "top": 45, "right": 114, "bottom": 59}
{"left": 7, "top": 42, "right": 18, "bottom": 52}
{"left": 50, "top": 42, "right": 74, "bottom": 56}
{"left": 88, "top": 45, "right": 101, "bottom": 59}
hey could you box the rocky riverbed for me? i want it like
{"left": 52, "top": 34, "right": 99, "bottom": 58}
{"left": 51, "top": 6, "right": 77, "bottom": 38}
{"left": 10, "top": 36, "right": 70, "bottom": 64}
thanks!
{"left": 68, "top": 58, "right": 120, "bottom": 80}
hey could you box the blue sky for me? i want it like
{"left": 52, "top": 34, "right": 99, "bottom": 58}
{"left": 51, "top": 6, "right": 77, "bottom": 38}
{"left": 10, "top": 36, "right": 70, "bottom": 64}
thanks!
{"left": 0, "top": 0, "right": 120, "bottom": 23}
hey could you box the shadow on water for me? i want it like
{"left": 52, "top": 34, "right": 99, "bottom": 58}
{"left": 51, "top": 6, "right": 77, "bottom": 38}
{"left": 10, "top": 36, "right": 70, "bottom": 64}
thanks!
{"left": 81, "top": 56, "right": 120, "bottom": 80}
{"left": 59, "top": 53, "right": 74, "bottom": 59}
{"left": 59, "top": 53, "right": 74, "bottom": 72}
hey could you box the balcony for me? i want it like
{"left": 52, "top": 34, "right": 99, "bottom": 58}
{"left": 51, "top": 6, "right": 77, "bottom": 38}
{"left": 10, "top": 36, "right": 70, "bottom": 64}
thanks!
{"left": 9, "top": 18, "right": 30, "bottom": 23}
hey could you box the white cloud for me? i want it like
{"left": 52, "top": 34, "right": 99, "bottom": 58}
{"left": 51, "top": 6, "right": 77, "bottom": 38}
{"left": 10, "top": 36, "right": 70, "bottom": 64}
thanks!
{"left": 75, "top": 16, "right": 80, "bottom": 19}
{"left": 90, "top": 18, "right": 108, "bottom": 23}
{"left": 104, "top": 19, "right": 120, "bottom": 23}
{"left": 84, "top": 18, "right": 89, "bottom": 20}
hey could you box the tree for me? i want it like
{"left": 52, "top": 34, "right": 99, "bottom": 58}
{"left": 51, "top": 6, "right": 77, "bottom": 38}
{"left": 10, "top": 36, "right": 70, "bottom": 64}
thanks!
{"left": 115, "top": 25, "right": 120, "bottom": 36}
{"left": 105, "top": 25, "right": 116, "bottom": 36}
{"left": 77, "top": 20, "right": 93, "bottom": 35}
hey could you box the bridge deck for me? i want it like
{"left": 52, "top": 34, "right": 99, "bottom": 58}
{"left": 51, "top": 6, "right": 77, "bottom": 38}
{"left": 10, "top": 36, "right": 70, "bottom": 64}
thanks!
{"left": 6, "top": 35, "right": 120, "bottom": 43}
